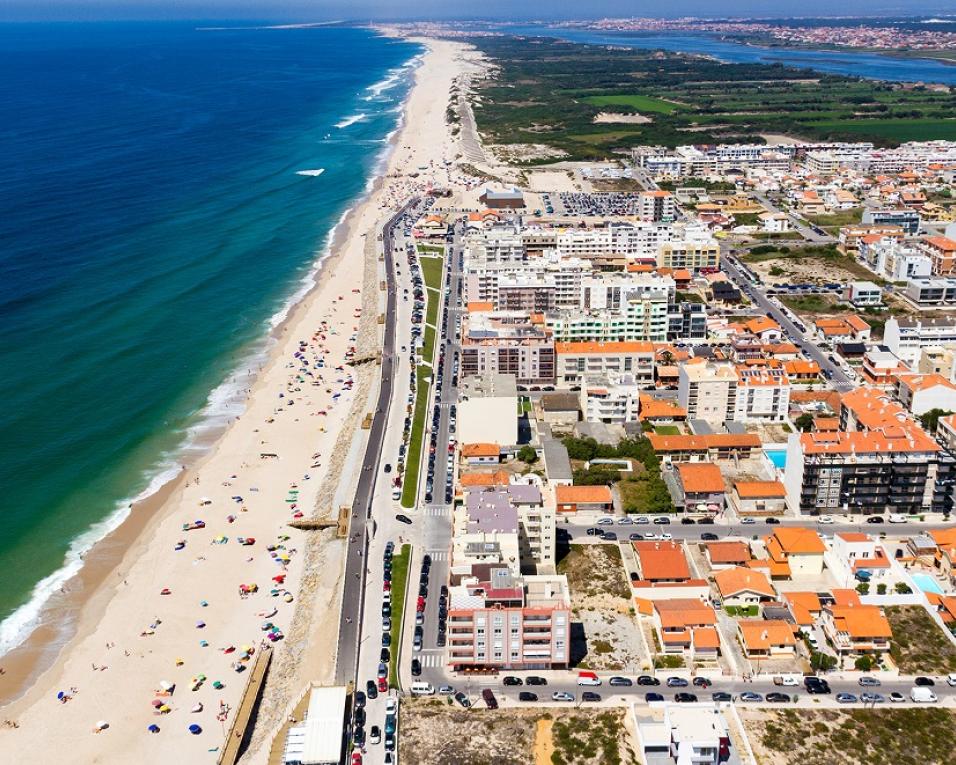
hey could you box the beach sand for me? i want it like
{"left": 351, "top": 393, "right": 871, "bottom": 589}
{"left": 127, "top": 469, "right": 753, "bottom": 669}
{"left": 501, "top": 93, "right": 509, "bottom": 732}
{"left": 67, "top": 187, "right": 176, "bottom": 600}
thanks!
{"left": 0, "top": 36, "right": 482, "bottom": 764}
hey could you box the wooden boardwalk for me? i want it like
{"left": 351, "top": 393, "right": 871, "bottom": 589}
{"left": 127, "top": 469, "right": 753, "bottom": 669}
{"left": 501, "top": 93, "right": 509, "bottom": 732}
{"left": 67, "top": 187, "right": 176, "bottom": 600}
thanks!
{"left": 217, "top": 644, "right": 273, "bottom": 765}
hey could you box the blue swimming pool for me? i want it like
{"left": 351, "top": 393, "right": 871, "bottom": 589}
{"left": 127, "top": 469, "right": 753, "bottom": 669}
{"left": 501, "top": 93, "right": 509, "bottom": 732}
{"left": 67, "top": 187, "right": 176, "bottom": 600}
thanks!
{"left": 766, "top": 449, "right": 787, "bottom": 470}
{"left": 911, "top": 573, "right": 943, "bottom": 595}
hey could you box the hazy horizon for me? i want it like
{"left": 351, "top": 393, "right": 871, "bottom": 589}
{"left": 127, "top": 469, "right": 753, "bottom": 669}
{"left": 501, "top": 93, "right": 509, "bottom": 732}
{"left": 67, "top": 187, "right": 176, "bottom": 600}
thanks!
{"left": 2, "top": 2, "right": 955, "bottom": 23}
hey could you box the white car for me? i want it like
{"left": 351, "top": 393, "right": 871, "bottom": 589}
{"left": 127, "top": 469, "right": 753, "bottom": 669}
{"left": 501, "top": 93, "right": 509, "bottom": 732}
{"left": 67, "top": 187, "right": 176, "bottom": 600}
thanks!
{"left": 597, "top": 517, "right": 614, "bottom": 525}
{"left": 660, "top": 532, "right": 673, "bottom": 540}
{"left": 818, "top": 515, "right": 834, "bottom": 524}
{"left": 888, "top": 514, "right": 907, "bottom": 523}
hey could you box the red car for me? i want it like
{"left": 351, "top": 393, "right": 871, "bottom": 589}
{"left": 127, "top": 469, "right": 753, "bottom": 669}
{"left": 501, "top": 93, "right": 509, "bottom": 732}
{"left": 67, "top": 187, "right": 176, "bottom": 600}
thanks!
{"left": 377, "top": 677, "right": 388, "bottom": 693}
{"left": 351, "top": 752, "right": 362, "bottom": 765}
{"left": 383, "top": 581, "right": 391, "bottom": 592}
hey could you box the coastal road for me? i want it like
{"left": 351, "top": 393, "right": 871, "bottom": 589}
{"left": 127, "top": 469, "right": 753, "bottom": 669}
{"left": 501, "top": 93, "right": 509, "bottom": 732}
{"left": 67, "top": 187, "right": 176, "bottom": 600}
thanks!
{"left": 335, "top": 196, "right": 422, "bottom": 687}
{"left": 721, "top": 249, "right": 856, "bottom": 391}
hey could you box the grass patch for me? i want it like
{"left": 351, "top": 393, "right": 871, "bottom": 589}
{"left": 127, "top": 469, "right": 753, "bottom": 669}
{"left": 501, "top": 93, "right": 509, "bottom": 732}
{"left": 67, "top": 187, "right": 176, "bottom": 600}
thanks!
{"left": 651, "top": 425, "right": 680, "bottom": 436}
{"left": 400, "top": 367, "right": 431, "bottom": 508}
{"left": 805, "top": 207, "right": 864, "bottom": 228}
{"left": 417, "top": 243, "right": 445, "bottom": 254}
{"left": 583, "top": 94, "right": 681, "bottom": 114}
{"left": 420, "top": 253, "right": 444, "bottom": 290}
{"left": 388, "top": 544, "right": 411, "bottom": 689}
{"left": 745, "top": 708, "right": 956, "bottom": 765}
{"left": 781, "top": 294, "right": 838, "bottom": 314}
{"left": 886, "top": 605, "right": 956, "bottom": 674}
{"left": 806, "top": 118, "right": 956, "bottom": 142}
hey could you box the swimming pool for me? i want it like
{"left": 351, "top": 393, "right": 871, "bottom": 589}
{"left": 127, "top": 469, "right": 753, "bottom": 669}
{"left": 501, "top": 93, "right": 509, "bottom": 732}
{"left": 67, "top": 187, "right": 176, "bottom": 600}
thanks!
{"left": 766, "top": 448, "right": 787, "bottom": 470}
{"left": 911, "top": 573, "right": 943, "bottom": 595}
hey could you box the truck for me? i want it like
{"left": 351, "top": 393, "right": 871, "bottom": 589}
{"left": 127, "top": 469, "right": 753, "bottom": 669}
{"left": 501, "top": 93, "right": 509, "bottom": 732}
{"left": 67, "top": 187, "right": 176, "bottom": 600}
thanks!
{"left": 910, "top": 686, "right": 938, "bottom": 703}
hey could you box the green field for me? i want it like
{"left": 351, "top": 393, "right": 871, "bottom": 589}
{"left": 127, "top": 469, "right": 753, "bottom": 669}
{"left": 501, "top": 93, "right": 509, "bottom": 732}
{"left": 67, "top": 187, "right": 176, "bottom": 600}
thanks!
{"left": 583, "top": 94, "right": 681, "bottom": 114}
{"left": 469, "top": 36, "right": 956, "bottom": 161}
{"left": 388, "top": 544, "right": 410, "bottom": 689}
{"left": 400, "top": 367, "right": 431, "bottom": 508}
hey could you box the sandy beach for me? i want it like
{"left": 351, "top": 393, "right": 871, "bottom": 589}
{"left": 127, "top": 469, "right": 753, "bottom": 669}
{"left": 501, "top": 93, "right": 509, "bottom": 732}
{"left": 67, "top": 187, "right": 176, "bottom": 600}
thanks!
{"left": 0, "top": 35, "right": 481, "bottom": 764}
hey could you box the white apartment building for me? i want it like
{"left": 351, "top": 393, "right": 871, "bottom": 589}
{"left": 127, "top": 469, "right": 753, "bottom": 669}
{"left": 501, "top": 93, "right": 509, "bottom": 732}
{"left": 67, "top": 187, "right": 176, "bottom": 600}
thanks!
{"left": 678, "top": 361, "right": 738, "bottom": 424}
{"left": 464, "top": 253, "right": 592, "bottom": 308}
{"left": 883, "top": 315, "right": 956, "bottom": 366}
{"left": 465, "top": 227, "right": 525, "bottom": 265}
{"left": 579, "top": 372, "right": 642, "bottom": 424}
{"left": 458, "top": 373, "right": 519, "bottom": 447}
{"left": 903, "top": 278, "right": 956, "bottom": 309}
{"left": 580, "top": 272, "right": 675, "bottom": 310}
{"left": 638, "top": 190, "right": 678, "bottom": 222}
{"left": 554, "top": 340, "right": 655, "bottom": 387}
{"left": 734, "top": 367, "right": 791, "bottom": 423}
{"left": 658, "top": 238, "right": 720, "bottom": 272}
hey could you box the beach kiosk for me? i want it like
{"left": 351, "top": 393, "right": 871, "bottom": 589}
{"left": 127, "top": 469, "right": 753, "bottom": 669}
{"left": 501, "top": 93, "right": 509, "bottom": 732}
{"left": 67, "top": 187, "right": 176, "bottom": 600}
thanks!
{"left": 282, "top": 684, "right": 347, "bottom": 765}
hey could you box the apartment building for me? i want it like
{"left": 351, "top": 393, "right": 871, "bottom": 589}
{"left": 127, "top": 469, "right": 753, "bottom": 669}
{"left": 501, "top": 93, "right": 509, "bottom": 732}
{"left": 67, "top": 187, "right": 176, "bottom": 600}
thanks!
{"left": 894, "top": 373, "right": 956, "bottom": 416}
{"left": 458, "top": 373, "right": 519, "bottom": 454}
{"left": 460, "top": 311, "right": 556, "bottom": 386}
{"left": 921, "top": 235, "right": 956, "bottom": 276}
{"left": 648, "top": 433, "right": 762, "bottom": 464}
{"left": 579, "top": 373, "right": 642, "bottom": 424}
{"left": 783, "top": 387, "right": 955, "bottom": 516}
{"left": 580, "top": 272, "right": 675, "bottom": 310}
{"left": 465, "top": 227, "right": 525, "bottom": 265}
{"left": 820, "top": 598, "right": 892, "bottom": 658}
{"left": 862, "top": 208, "right": 921, "bottom": 236}
{"left": 677, "top": 361, "right": 737, "bottom": 424}
{"left": 668, "top": 302, "right": 708, "bottom": 341}
{"left": 446, "top": 566, "right": 571, "bottom": 671}
{"left": 904, "top": 277, "right": 956, "bottom": 308}
{"left": 860, "top": 239, "right": 931, "bottom": 281}
{"left": 638, "top": 190, "right": 678, "bottom": 222}
{"left": 734, "top": 366, "right": 791, "bottom": 423}
{"left": 657, "top": 239, "right": 721, "bottom": 272}
{"left": 554, "top": 340, "right": 655, "bottom": 387}
{"left": 463, "top": 253, "right": 592, "bottom": 308}
{"left": 883, "top": 315, "right": 956, "bottom": 366}
{"left": 545, "top": 298, "right": 670, "bottom": 344}
{"left": 918, "top": 345, "right": 956, "bottom": 382}
{"left": 861, "top": 349, "right": 911, "bottom": 387}
{"left": 840, "top": 225, "right": 905, "bottom": 256}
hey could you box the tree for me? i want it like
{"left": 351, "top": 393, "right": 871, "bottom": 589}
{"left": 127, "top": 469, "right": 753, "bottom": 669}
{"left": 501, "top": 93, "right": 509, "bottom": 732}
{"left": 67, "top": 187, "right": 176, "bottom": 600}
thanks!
{"left": 856, "top": 582, "right": 870, "bottom": 595}
{"left": 794, "top": 413, "right": 814, "bottom": 432}
{"left": 854, "top": 655, "right": 874, "bottom": 672}
{"left": 810, "top": 651, "right": 838, "bottom": 672}
{"left": 894, "top": 582, "right": 912, "bottom": 595}
{"left": 877, "top": 583, "right": 887, "bottom": 595}
{"left": 919, "top": 408, "right": 953, "bottom": 433}
{"left": 517, "top": 445, "right": 538, "bottom": 464}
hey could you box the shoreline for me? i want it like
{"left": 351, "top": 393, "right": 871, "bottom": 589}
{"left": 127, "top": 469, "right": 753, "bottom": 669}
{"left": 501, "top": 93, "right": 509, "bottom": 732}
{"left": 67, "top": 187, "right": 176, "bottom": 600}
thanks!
{"left": 0, "top": 34, "right": 476, "bottom": 763}
{"left": 0, "top": 33, "right": 423, "bottom": 702}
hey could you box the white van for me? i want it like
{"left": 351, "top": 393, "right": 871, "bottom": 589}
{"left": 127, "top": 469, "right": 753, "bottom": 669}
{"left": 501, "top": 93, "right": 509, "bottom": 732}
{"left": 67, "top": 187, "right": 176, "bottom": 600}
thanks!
{"left": 773, "top": 674, "right": 800, "bottom": 687}
{"left": 947, "top": 673, "right": 956, "bottom": 687}
{"left": 410, "top": 682, "right": 435, "bottom": 696}
{"left": 576, "top": 671, "right": 602, "bottom": 687}
{"left": 910, "top": 686, "right": 938, "bottom": 703}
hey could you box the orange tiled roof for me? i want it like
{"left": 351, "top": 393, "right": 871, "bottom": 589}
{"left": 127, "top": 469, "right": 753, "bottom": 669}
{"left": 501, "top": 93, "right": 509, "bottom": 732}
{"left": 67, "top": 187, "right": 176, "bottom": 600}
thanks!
{"left": 555, "top": 485, "right": 612, "bottom": 504}
{"left": 766, "top": 527, "right": 825, "bottom": 556}
{"left": 706, "top": 541, "right": 751, "bottom": 565}
{"left": 734, "top": 480, "right": 785, "bottom": 499}
{"left": 714, "top": 566, "right": 775, "bottom": 598}
{"left": 693, "top": 626, "right": 721, "bottom": 650}
{"left": 828, "top": 604, "right": 892, "bottom": 639}
{"left": 896, "top": 373, "right": 956, "bottom": 394}
{"left": 466, "top": 301, "right": 494, "bottom": 312}
{"left": 678, "top": 462, "right": 725, "bottom": 494}
{"left": 738, "top": 620, "right": 797, "bottom": 650}
{"left": 634, "top": 541, "right": 691, "bottom": 581}
{"left": 653, "top": 598, "right": 717, "bottom": 628}
{"left": 555, "top": 341, "right": 654, "bottom": 355}
{"left": 638, "top": 395, "right": 686, "bottom": 421}
{"left": 925, "top": 235, "right": 956, "bottom": 252}
{"left": 784, "top": 592, "right": 822, "bottom": 625}
{"left": 459, "top": 470, "right": 510, "bottom": 488}
{"left": 461, "top": 442, "right": 500, "bottom": 458}
{"left": 648, "top": 433, "right": 761, "bottom": 452}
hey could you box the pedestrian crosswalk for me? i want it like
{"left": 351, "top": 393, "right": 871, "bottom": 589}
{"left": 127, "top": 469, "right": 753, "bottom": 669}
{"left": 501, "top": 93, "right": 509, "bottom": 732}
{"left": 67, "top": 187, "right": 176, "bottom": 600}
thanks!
{"left": 417, "top": 652, "right": 444, "bottom": 667}
{"left": 423, "top": 507, "right": 449, "bottom": 517}
{"left": 424, "top": 550, "right": 448, "bottom": 561}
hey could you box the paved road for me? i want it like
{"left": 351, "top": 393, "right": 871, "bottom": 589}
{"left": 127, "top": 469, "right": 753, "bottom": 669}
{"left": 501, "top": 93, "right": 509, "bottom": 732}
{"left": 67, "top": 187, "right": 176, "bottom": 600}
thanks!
{"left": 721, "top": 250, "right": 856, "bottom": 391}
{"left": 753, "top": 191, "right": 834, "bottom": 244}
{"left": 335, "top": 196, "right": 422, "bottom": 686}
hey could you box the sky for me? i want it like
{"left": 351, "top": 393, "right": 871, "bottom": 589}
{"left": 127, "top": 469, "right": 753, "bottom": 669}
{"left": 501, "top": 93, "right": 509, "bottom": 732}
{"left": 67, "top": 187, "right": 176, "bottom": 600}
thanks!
{"left": 0, "top": 0, "right": 953, "bottom": 22}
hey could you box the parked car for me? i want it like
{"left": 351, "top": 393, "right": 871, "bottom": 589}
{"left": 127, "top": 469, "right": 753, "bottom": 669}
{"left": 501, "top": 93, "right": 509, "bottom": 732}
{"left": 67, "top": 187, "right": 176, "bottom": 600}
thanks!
{"left": 581, "top": 692, "right": 601, "bottom": 702}
{"left": 666, "top": 677, "right": 688, "bottom": 688}
{"left": 740, "top": 692, "right": 763, "bottom": 702}
{"left": 482, "top": 689, "right": 499, "bottom": 709}
{"left": 551, "top": 691, "right": 575, "bottom": 702}
{"left": 711, "top": 692, "right": 732, "bottom": 702}
{"left": 836, "top": 693, "right": 859, "bottom": 704}
{"left": 526, "top": 676, "right": 548, "bottom": 686}
{"left": 609, "top": 676, "right": 633, "bottom": 687}
{"left": 454, "top": 692, "right": 471, "bottom": 708}
{"left": 502, "top": 676, "right": 523, "bottom": 686}
{"left": 766, "top": 692, "right": 790, "bottom": 703}
{"left": 674, "top": 693, "right": 698, "bottom": 703}
{"left": 518, "top": 691, "right": 538, "bottom": 702}
{"left": 645, "top": 692, "right": 664, "bottom": 703}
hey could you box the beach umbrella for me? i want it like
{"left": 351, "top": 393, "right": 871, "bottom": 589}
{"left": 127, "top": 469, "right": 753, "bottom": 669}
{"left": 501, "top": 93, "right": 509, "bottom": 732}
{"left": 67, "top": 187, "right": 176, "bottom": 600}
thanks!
{"left": 212, "top": 681, "right": 224, "bottom": 690}
{"left": 195, "top": 621, "right": 205, "bottom": 629}
{"left": 57, "top": 691, "right": 65, "bottom": 700}
{"left": 159, "top": 681, "right": 174, "bottom": 692}
{"left": 199, "top": 640, "right": 209, "bottom": 648}
{"left": 95, "top": 721, "right": 109, "bottom": 731}
{"left": 148, "top": 725, "right": 160, "bottom": 734}
{"left": 151, "top": 699, "right": 163, "bottom": 708}
{"left": 200, "top": 600, "right": 208, "bottom": 607}
{"left": 188, "top": 724, "right": 202, "bottom": 735}
{"left": 175, "top": 658, "right": 184, "bottom": 666}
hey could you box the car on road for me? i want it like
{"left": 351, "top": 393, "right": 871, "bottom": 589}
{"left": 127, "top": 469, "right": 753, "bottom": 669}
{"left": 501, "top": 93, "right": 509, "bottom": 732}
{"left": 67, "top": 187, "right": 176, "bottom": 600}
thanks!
{"left": 581, "top": 692, "right": 601, "bottom": 702}
{"left": 700, "top": 532, "right": 719, "bottom": 541}
{"left": 653, "top": 517, "right": 671, "bottom": 525}
{"left": 674, "top": 693, "right": 698, "bottom": 703}
{"left": 629, "top": 532, "right": 643, "bottom": 541}
{"left": 384, "top": 732, "right": 395, "bottom": 752}
{"left": 366, "top": 680, "right": 377, "bottom": 700}
{"left": 637, "top": 675, "right": 660, "bottom": 686}
{"left": 609, "top": 676, "right": 633, "bottom": 687}
{"left": 586, "top": 527, "right": 602, "bottom": 536}
{"left": 354, "top": 690, "right": 366, "bottom": 709}
{"left": 915, "top": 676, "right": 935, "bottom": 686}
{"left": 526, "top": 676, "right": 547, "bottom": 686}
{"left": 889, "top": 692, "right": 905, "bottom": 702}
{"left": 601, "top": 531, "right": 618, "bottom": 541}
{"left": 377, "top": 663, "right": 387, "bottom": 678}
{"left": 740, "top": 692, "right": 763, "bottom": 702}
{"left": 858, "top": 676, "right": 880, "bottom": 687}
{"left": 634, "top": 516, "right": 650, "bottom": 524}
{"left": 666, "top": 677, "right": 688, "bottom": 687}
{"left": 396, "top": 514, "right": 413, "bottom": 525}
{"left": 818, "top": 515, "right": 834, "bottom": 524}
{"left": 551, "top": 691, "right": 575, "bottom": 702}
{"left": 711, "top": 692, "right": 732, "bottom": 702}
{"left": 692, "top": 677, "right": 712, "bottom": 688}
{"left": 861, "top": 693, "right": 885, "bottom": 703}
{"left": 502, "top": 676, "right": 523, "bottom": 686}
{"left": 410, "top": 659, "right": 421, "bottom": 677}
{"left": 482, "top": 689, "right": 499, "bottom": 709}
{"left": 351, "top": 753, "right": 362, "bottom": 765}
{"left": 765, "top": 517, "right": 780, "bottom": 525}
{"left": 518, "top": 691, "right": 538, "bottom": 702}
{"left": 377, "top": 677, "right": 387, "bottom": 693}
{"left": 804, "top": 677, "right": 831, "bottom": 694}
{"left": 889, "top": 514, "right": 906, "bottom": 523}
{"left": 453, "top": 692, "right": 471, "bottom": 708}
{"left": 741, "top": 517, "right": 756, "bottom": 525}
{"left": 438, "top": 685, "right": 454, "bottom": 695}
{"left": 413, "top": 634, "right": 422, "bottom": 651}
{"left": 597, "top": 517, "right": 614, "bottom": 525}
{"left": 766, "top": 692, "right": 790, "bottom": 703}
{"left": 369, "top": 725, "right": 381, "bottom": 745}
{"left": 617, "top": 517, "right": 633, "bottom": 525}
{"left": 680, "top": 517, "right": 696, "bottom": 525}
{"left": 380, "top": 648, "right": 390, "bottom": 663}
{"left": 836, "top": 693, "right": 859, "bottom": 704}
{"left": 866, "top": 516, "right": 885, "bottom": 524}
{"left": 645, "top": 692, "right": 664, "bottom": 703}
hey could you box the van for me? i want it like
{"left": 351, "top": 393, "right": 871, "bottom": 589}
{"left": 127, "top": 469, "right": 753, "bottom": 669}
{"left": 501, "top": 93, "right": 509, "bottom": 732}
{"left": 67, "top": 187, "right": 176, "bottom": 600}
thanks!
{"left": 576, "top": 671, "right": 602, "bottom": 687}
{"left": 910, "top": 686, "right": 938, "bottom": 703}
{"left": 773, "top": 675, "right": 800, "bottom": 687}
{"left": 410, "top": 682, "right": 435, "bottom": 696}
{"left": 947, "top": 673, "right": 956, "bottom": 687}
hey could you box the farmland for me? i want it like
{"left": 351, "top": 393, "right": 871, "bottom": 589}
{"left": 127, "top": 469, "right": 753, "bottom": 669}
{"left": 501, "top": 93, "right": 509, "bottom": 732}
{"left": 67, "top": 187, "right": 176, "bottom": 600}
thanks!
{"left": 470, "top": 36, "right": 956, "bottom": 162}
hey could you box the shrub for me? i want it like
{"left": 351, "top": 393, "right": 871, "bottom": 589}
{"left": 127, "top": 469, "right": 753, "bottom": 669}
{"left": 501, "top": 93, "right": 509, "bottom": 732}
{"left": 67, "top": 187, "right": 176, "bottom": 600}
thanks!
{"left": 895, "top": 582, "right": 912, "bottom": 594}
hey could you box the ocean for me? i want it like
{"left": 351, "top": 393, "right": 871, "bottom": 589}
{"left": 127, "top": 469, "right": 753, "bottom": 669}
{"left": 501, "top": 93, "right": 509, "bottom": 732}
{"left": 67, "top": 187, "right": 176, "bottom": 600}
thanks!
{"left": 0, "top": 22, "right": 420, "bottom": 655}
{"left": 506, "top": 25, "right": 956, "bottom": 85}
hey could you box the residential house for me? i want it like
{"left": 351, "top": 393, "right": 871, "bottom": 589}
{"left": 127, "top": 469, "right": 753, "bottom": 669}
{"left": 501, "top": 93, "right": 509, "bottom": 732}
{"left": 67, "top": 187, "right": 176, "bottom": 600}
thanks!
{"left": 820, "top": 602, "right": 892, "bottom": 658}
{"left": 831, "top": 532, "right": 891, "bottom": 583}
{"left": 461, "top": 443, "right": 501, "bottom": 465}
{"left": 653, "top": 598, "right": 721, "bottom": 658}
{"left": 894, "top": 372, "right": 956, "bottom": 416}
{"left": 714, "top": 567, "right": 776, "bottom": 608}
{"left": 783, "top": 591, "right": 823, "bottom": 630}
{"left": 648, "top": 433, "right": 762, "bottom": 464}
{"left": 554, "top": 485, "right": 612, "bottom": 514}
{"left": 732, "top": 481, "right": 787, "bottom": 516}
{"left": 764, "top": 528, "right": 826, "bottom": 578}
{"left": 676, "top": 462, "right": 726, "bottom": 514}
{"left": 705, "top": 541, "right": 752, "bottom": 569}
{"left": 737, "top": 620, "right": 797, "bottom": 658}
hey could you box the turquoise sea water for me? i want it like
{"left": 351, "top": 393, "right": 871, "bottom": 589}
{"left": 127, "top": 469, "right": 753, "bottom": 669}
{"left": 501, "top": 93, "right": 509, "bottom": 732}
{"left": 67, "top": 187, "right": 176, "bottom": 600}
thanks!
{"left": 0, "top": 22, "right": 420, "bottom": 653}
